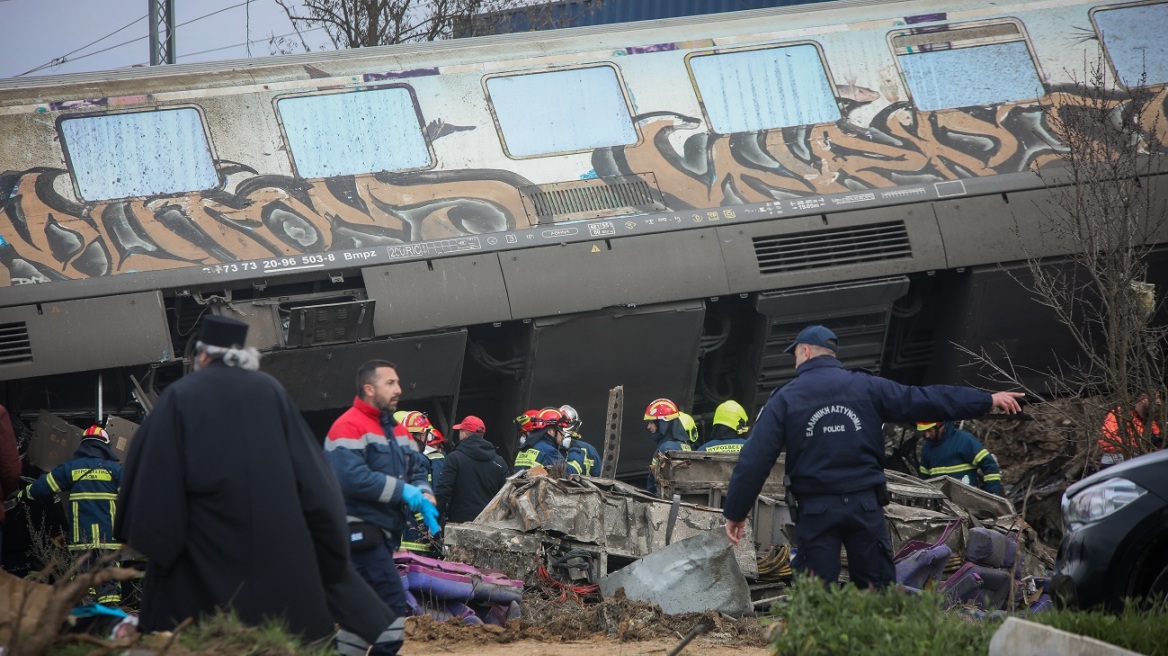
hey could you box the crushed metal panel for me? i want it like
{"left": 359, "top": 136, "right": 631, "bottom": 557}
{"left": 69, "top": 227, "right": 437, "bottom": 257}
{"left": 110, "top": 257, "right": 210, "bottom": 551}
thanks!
{"left": 599, "top": 529, "right": 753, "bottom": 616}
{"left": 103, "top": 415, "right": 139, "bottom": 463}
{"left": 29, "top": 411, "right": 82, "bottom": 472}
{"left": 659, "top": 451, "right": 785, "bottom": 497}
{"left": 475, "top": 474, "right": 757, "bottom": 577}
{"left": 0, "top": 291, "right": 172, "bottom": 382}
{"left": 927, "top": 474, "right": 1017, "bottom": 518}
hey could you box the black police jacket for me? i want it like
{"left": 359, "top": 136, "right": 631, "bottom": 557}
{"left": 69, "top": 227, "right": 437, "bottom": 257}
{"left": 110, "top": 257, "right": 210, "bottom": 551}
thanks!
{"left": 723, "top": 356, "right": 991, "bottom": 521}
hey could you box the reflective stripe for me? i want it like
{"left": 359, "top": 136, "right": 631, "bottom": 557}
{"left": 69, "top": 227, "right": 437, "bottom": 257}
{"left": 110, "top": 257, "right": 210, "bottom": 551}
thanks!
{"left": 920, "top": 463, "right": 976, "bottom": 476}
{"left": 72, "top": 469, "right": 113, "bottom": 482}
{"left": 68, "top": 492, "right": 118, "bottom": 501}
{"left": 972, "top": 449, "right": 991, "bottom": 465}
{"left": 400, "top": 541, "right": 430, "bottom": 552}
{"left": 703, "top": 444, "right": 743, "bottom": 454}
{"left": 68, "top": 542, "right": 122, "bottom": 550}
{"left": 514, "top": 449, "right": 540, "bottom": 469}
{"left": 378, "top": 475, "right": 398, "bottom": 504}
{"left": 983, "top": 473, "right": 1002, "bottom": 482}
{"left": 46, "top": 473, "right": 61, "bottom": 493}
{"left": 336, "top": 629, "right": 369, "bottom": 656}
{"left": 567, "top": 460, "right": 583, "bottom": 474}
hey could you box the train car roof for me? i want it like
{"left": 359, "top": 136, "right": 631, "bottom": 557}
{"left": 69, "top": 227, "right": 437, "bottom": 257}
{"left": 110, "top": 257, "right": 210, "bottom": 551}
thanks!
{"left": 0, "top": 0, "right": 998, "bottom": 98}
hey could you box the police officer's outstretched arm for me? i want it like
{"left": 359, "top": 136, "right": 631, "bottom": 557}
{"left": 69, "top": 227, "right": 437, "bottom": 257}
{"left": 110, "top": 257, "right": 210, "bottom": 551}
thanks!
{"left": 722, "top": 399, "right": 787, "bottom": 545}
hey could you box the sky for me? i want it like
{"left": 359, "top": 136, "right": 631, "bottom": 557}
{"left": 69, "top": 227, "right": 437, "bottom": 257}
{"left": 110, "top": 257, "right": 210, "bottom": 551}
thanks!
{"left": 0, "top": 0, "right": 333, "bottom": 80}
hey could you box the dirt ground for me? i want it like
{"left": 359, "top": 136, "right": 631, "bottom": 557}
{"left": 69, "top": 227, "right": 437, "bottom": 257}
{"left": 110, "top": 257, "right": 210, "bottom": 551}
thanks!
{"left": 401, "top": 637, "right": 769, "bottom": 655}
{"left": 399, "top": 591, "right": 770, "bottom": 656}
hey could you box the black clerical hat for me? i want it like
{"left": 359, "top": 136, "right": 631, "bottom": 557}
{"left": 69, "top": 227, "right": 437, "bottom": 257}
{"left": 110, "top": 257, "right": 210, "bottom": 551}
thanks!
{"left": 200, "top": 315, "right": 249, "bottom": 348}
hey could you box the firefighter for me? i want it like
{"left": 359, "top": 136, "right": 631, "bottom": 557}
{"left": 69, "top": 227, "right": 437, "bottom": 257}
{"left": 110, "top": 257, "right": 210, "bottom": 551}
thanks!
{"left": 697, "top": 400, "right": 750, "bottom": 454}
{"left": 679, "top": 411, "right": 702, "bottom": 448}
{"left": 17, "top": 424, "right": 123, "bottom": 605}
{"left": 917, "top": 421, "right": 1003, "bottom": 496}
{"left": 513, "top": 408, "right": 568, "bottom": 472}
{"left": 396, "top": 410, "right": 446, "bottom": 555}
{"left": 644, "top": 399, "right": 691, "bottom": 496}
{"left": 559, "top": 405, "right": 602, "bottom": 477}
{"left": 515, "top": 409, "right": 538, "bottom": 449}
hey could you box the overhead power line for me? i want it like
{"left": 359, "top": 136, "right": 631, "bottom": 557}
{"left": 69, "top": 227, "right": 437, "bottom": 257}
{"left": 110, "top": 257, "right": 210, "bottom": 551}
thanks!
{"left": 178, "top": 25, "right": 326, "bottom": 60}
{"left": 15, "top": 0, "right": 256, "bottom": 78}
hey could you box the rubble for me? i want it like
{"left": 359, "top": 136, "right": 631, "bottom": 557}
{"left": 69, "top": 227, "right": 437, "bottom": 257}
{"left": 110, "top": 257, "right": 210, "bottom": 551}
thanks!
{"left": 446, "top": 471, "right": 757, "bottom": 581}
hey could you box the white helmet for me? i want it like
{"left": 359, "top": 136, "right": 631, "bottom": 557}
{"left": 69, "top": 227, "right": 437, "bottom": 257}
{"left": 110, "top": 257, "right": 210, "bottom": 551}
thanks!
{"left": 559, "top": 405, "right": 582, "bottom": 436}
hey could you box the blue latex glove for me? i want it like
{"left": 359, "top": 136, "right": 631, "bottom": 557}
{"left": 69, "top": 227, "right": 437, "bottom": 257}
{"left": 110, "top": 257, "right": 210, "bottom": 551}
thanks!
{"left": 401, "top": 483, "right": 427, "bottom": 512}
{"left": 419, "top": 498, "right": 441, "bottom": 536}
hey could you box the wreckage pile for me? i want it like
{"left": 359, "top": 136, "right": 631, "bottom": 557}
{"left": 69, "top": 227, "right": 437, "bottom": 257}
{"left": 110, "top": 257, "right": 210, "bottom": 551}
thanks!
{"left": 444, "top": 457, "right": 1054, "bottom": 620}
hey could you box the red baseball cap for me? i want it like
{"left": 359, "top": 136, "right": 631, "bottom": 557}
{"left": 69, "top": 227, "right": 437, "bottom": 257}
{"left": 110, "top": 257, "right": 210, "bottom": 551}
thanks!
{"left": 453, "top": 415, "right": 486, "bottom": 433}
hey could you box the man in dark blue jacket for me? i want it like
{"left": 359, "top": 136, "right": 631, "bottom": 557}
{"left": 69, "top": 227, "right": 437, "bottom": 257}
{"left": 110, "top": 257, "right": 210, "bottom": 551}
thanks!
{"left": 644, "top": 399, "right": 691, "bottom": 496}
{"left": 513, "top": 408, "right": 568, "bottom": 472}
{"left": 723, "top": 325, "right": 1023, "bottom": 589}
{"left": 917, "top": 421, "right": 1003, "bottom": 495}
{"left": 20, "top": 424, "right": 123, "bottom": 605}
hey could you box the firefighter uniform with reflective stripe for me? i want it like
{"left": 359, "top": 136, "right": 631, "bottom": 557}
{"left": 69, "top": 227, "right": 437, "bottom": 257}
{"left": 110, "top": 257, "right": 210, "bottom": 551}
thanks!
{"left": 919, "top": 422, "right": 1003, "bottom": 496}
{"left": 697, "top": 438, "right": 746, "bottom": 454}
{"left": 513, "top": 429, "right": 563, "bottom": 472}
{"left": 566, "top": 438, "right": 601, "bottom": 476}
{"left": 22, "top": 436, "right": 123, "bottom": 604}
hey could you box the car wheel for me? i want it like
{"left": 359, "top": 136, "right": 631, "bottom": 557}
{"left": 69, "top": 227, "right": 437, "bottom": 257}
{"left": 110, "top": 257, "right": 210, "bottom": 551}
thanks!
{"left": 1151, "top": 564, "right": 1168, "bottom": 604}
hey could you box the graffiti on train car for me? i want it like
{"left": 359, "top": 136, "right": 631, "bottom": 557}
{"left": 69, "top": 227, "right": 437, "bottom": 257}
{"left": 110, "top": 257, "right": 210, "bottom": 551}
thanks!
{"left": 1, "top": 86, "right": 1165, "bottom": 286}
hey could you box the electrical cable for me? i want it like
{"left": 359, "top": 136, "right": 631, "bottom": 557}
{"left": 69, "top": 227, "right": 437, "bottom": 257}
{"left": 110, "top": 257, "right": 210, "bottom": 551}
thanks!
{"left": 178, "top": 25, "right": 326, "bottom": 60}
{"left": 16, "top": 0, "right": 256, "bottom": 77}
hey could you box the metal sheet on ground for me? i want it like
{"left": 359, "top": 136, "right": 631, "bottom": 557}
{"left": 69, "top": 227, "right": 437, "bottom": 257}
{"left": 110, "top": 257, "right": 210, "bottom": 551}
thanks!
{"left": 598, "top": 528, "right": 753, "bottom": 616}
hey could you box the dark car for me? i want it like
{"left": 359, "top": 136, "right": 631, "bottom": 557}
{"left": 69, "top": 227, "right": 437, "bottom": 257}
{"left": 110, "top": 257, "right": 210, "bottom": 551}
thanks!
{"left": 1051, "top": 450, "right": 1168, "bottom": 609}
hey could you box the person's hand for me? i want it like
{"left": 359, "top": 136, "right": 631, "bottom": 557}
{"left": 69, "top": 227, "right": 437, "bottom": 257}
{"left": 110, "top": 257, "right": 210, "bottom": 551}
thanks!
{"left": 991, "top": 391, "right": 1025, "bottom": 414}
{"left": 401, "top": 483, "right": 428, "bottom": 512}
{"left": 424, "top": 492, "right": 436, "bottom": 506}
{"left": 725, "top": 519, "right": 746, "bottom": 545}
{"left": 419, "top": 497, "right": 441, "bottom": 536}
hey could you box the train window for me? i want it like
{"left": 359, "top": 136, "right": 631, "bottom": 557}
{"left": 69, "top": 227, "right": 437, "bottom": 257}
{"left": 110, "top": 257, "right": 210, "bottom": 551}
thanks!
{"left": 59, "top": 108, "right": 218, "bottom": 201}
{"left": 1092, "top": 2, "right": 1168, "bottom": 87}
{"left": 687, "top": 44, "right": 839, "bottom": 134}
{"left": 485, "top": 66, "right": 637, "bottom": 157}
{"left": 892, "top": 21, "right": 1042, "bottom": 111}
{"left": 277, "top": 86, "right": 431, "bottom": 178}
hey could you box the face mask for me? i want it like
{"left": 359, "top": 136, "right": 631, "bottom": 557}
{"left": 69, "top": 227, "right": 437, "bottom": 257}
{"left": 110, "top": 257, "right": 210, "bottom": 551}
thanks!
{"left": 518, "top": 434, "right": 527, "bottom": 448}
{"left": 561, "top": 436, "right": 573, "bottom": 450}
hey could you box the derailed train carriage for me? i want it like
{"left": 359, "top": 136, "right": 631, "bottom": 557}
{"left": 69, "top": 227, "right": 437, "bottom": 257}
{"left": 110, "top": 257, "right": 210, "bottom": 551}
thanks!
{"left": 1, "top": 0, "right": 1166, "bottom": 478}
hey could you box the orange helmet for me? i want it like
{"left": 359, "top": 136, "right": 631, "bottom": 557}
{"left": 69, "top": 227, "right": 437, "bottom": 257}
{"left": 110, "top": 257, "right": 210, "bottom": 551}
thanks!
{"left": 401, "top": 411, "right": 432, "bottom": 434}
{"left": 82, "top": 425, "right": 110, "bottom": 444}
{"left": 532, "top": 407, "right": 569, "bottom": 430}
{"left": 644, "top": 398, "right": 680, "bottom": 421}
{"left": 515, "top": 409, "right": 538, "bottom": 433}
{"left": 427, "top": 428, "right": 445, "bottom": 448}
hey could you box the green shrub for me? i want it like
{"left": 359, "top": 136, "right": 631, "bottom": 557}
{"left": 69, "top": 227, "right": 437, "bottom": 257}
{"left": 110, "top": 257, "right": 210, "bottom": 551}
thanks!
{"left": 767, "top": 574, "right": 997, "bottom": 656}
{"left": 1032, "top": 600, "right": 1168, "bottom": 656}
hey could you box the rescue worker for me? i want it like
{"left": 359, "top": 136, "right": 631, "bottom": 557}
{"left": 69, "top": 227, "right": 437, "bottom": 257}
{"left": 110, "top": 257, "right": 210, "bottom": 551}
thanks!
{"left": 697, "top": 400, "right": 751, "bottom": 454}
{"left": 515, "top": 409, "right": 538, "bottom": 449}
{"left": 644, "top": 399, "right": 691, "bottom": 496}
{"left": 1098, "top": 393, "right": 1162, "bottom": 468}
{"left": 396, "top": 411, "right": 445, "bottom": 483}
{"left": 435, "top": 415, "right": 508, "bottom": 523}
{"left": 325, "top": 360, "right": 440, "bottom": 655}
{"left": 916, "top": 421, "right": 1003, "bottom": 495}
{"left": 679, "top": 411, "right": 702, "bottom": 448}
{"left": 514, "top": 408, "right": 568, "bottom": 472}
{"left": 558, "top": 405, "right": 602, "bottom": 477}
{"left": 723, "top": 325, "right": 1024, "bottom": 589}
{"left": 18, "top": 424, "right": 122, "bottom": 605}
{"left": 396, "top": 410, "right": 443, "bottom": 556}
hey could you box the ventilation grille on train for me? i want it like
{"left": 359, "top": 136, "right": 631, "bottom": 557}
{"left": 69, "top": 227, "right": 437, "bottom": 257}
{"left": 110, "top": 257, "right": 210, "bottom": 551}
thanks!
{"left": 520, "top": 173, "right": 666, "bottom": 224}
{"left": 753, "top": 221, "right": 911, "bottom": 274}
{"left": 0, "top": 322, "right": 33, "bottom": 366}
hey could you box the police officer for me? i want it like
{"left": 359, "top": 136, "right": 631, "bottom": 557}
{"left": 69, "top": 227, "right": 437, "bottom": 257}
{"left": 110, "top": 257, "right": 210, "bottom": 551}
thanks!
{"left": 722, "top": 325, "right": 1023, "bottom": 588}
{"left": 697, "top": 400, "right": 750, "bottom": 454}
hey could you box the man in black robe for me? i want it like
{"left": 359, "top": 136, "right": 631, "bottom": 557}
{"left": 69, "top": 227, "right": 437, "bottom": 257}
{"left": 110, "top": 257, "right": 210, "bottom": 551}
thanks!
{"left": 115, "top": 315, "right": 387, "bottom": 647}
